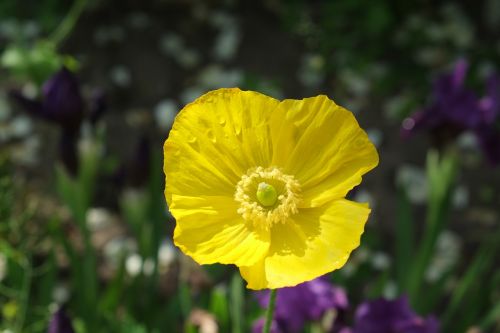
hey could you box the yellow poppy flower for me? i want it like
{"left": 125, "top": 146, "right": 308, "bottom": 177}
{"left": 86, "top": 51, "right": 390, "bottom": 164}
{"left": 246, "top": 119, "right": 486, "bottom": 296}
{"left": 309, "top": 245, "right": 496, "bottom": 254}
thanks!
{"left": 164, "top": 88, "right": 378, "bottom": 290}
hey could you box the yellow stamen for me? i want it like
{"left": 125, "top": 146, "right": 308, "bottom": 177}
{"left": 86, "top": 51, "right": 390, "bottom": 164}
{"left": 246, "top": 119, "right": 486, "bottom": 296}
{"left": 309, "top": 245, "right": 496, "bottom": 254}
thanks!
{"left": 234, "top": 167, "right": 301, "bottom": 230}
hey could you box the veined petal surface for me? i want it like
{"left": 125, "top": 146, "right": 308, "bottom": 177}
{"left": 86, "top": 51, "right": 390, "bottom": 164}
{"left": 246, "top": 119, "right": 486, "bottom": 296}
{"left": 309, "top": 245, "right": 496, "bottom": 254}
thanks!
{"left": 240, "top": 199, "right": 370, "bottom": 289}
{"left": 164, "top": 88, "right": 378, "bottom": 289}
{"left": 164, "top": 89, "right": 278, "bottom": 267}
{"left": 165, "top": 88, "right": 280, "bottom": 201}
{"left": 172, "top": 194, "right": 270, "bottom": 267}
{"left": 269, "top": 95, "right": 379, "bottom": 207}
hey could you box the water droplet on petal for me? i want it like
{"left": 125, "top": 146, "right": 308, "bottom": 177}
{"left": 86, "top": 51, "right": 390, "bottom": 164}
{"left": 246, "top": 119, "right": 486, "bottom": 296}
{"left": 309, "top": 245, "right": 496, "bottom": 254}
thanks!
{"left": 206, "top": 129, "right": 216, "bottom": 143}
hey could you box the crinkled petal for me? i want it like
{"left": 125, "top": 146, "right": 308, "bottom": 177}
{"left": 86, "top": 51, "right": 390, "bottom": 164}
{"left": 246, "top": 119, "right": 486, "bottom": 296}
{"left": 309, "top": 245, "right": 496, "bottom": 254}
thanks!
{"left": 164, "top": 89, "right": 377, "bottom": 282}
{"left": 164, "top": 88, "right": 280, "bottom": 203}
{"left": 164, "top": 139, "right": 236, "bottom": 202}
{"left": 240, "top": 199, "right": 370, "bottom": 289}
{"left": 172, "top": 195, "right": 270, "bottom": 266}
{"left": 164, "top": 89, "right": 280, "bottom": 267}
{"left": 269, "top": 95, "right": 378, "bottom": 207}
{"left": 240, "top": 259, "right": 268, "bottom": 290}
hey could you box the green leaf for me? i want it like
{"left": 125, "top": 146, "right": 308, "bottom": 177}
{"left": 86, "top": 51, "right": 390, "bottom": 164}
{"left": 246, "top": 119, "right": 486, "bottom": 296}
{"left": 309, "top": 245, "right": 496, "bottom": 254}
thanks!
{"left": 179, "top": 281, "right": 192, "bottom": 320}
{"left": 395, "top": 185, "right": 414, "bottom": 291}
{"left": 99, "top": 258, "right": 126, "bottom": 313}
{"left": 479, "top": 302, "right": 500, "bottom": 332}
{"left": 209, "top": 286, "right": 229, "bottom": 331}
{"left": 441, "top": 228, "right": 499, "bottom": 330}
{"left": 229, "top": 273, "right": 245, "bottom": 333}
{"left": 1, "top": 41, "right": 76, "bottom": 85}
{"left": 408, "top": 150, "right": 458, "bottom": 307}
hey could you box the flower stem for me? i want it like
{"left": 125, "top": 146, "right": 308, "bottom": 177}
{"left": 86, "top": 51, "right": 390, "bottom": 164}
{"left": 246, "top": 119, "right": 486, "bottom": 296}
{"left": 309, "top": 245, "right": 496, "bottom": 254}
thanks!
{"left": 263, "top": 289, "right": 278, "bottom": 333}
{"left": 49, "top": 0, "right": 88, "bottom": 46}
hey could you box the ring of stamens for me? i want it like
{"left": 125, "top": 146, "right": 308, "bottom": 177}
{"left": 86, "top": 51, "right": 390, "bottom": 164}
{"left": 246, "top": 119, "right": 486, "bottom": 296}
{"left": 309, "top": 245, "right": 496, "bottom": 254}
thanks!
{"left": 234, "top": 166, "right": 301, "bottom": 230}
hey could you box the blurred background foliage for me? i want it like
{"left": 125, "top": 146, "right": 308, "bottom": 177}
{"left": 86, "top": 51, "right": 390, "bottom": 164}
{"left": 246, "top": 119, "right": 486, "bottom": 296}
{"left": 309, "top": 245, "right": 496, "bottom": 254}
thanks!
{"left": 0, "top": 0, "right": 499, "bottom": 332}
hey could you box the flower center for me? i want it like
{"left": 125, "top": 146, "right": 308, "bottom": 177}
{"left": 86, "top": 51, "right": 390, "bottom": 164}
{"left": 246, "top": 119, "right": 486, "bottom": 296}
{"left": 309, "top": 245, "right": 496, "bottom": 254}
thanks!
{"left": 256, "top": 182, "right": 277, "bottom": 207}
{"left": 234, "top": 167, "right": 301, "bottom": 230}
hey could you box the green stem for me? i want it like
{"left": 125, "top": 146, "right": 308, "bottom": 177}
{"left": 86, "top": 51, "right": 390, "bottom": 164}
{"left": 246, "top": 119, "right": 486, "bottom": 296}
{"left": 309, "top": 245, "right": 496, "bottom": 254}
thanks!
{"left": 49, "top": 0, "right": 88, "bottom": 46}
{"left": 408, "top": 150, "right": 457, "bottom": 305}
{"left": 0, "top": 284, "right": 17, "bottom": 298}
{"left": 263, "top": 289, "right": 278, "bottom": 333}
{"left": 16, "top": 254, "right": 32, "bottom": 333}
{"left": 442, "top": 227, "right": 500, "bottom": 330}
{"left": 395, "top": 186, "right": 414, "bottom": 291}
{"left": 480, "top": 302, "right": 500, "bottom": 331}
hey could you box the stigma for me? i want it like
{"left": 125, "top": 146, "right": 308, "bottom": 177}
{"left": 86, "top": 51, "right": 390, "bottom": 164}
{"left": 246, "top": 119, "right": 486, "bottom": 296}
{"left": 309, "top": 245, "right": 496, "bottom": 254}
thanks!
{"left": 234, "top": 167, "right": 301, "bottom": 230}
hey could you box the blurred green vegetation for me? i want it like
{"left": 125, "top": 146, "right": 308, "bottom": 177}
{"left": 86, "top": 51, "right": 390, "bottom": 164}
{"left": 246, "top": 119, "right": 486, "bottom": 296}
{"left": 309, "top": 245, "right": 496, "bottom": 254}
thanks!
{"left": 0, "top": 0, "right": 499, "bottom": 332}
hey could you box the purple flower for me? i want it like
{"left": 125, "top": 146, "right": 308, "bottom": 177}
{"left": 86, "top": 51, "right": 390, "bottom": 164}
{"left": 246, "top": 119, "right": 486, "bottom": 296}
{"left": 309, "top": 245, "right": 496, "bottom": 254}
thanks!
{"left": 48, "top": 307, "right": 75, "bottom": 333}
{"left": 478, "top": 74, "right": 500, "bottom": 124}
{"left": 432, "top": 59, "right": 482, "bottom": 128}
{"left": 10, "top": 67, "right": 84, "bottom": 130}
{"left": 475, "top": 74, "right": 500, "bottom": 165}
{"left": 351, "top": 296, "right": 439, "bottom": 333}
{"left": 402, "top": 59, "right": 500, "bottom": 165}
{"left": 253, "top": 277, "right": 349, "bottom": 333}
{"left": 401, "top": 59, "right": 481, "bottom": 139}
{"left": 9, "top": 67, "right": 108, "bottom": 174}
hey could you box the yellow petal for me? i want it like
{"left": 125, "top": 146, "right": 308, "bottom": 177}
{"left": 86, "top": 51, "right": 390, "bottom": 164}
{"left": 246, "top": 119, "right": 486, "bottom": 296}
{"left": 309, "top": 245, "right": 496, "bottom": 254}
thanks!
{"left": 172, "top": 195, "right": 270, "bottom": 266}
{"left": 239, "top": 260, "right": 267, "bottom": 290}
{"left": 269, "top": 95, "right": 378, "bottom": 207}
{"left": 164, "top": 88, "right": 281, "bottom": 203}
{"left": 239, "top": 199, "right": 370, "bottom": 289}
